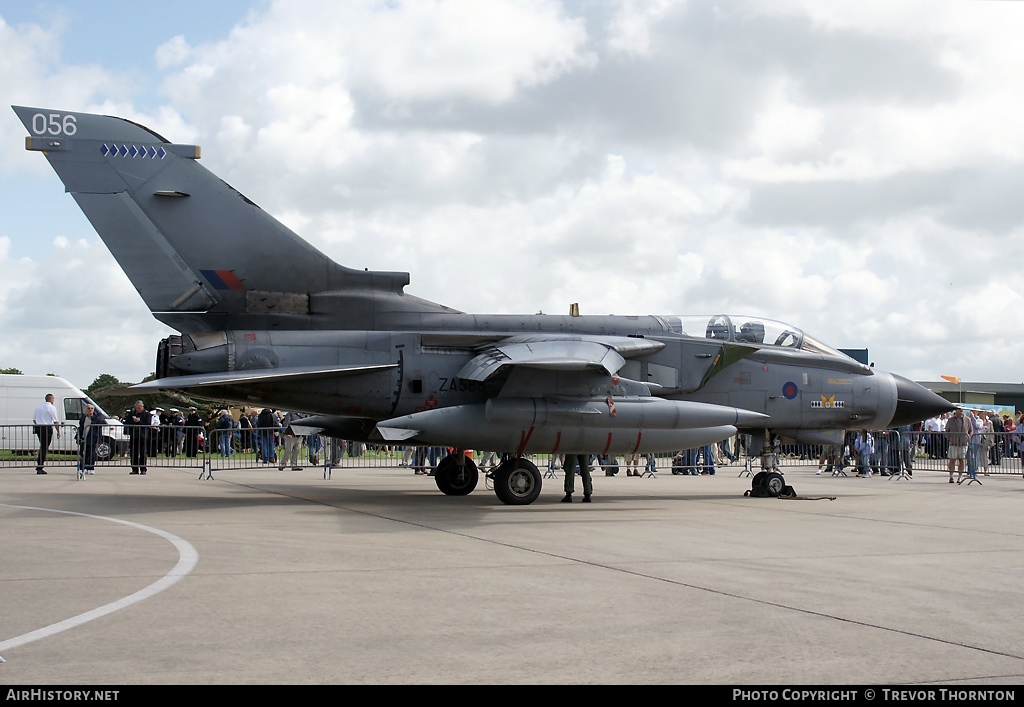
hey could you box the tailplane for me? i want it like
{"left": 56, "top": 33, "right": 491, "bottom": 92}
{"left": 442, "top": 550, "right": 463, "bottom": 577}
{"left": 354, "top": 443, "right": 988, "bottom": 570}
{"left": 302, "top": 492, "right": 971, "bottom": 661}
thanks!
{"left": 14, "top": 106, "right": 452, "bottom": 332}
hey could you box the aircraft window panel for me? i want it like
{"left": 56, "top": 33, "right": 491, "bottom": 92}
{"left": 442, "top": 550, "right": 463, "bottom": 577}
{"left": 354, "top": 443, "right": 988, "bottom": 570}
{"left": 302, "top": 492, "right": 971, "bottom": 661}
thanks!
{"left": 799, "top": 335, "right": 846, "bottom": 358}
{"left": 662, "top": 315, "right": 708, "bottom": 337}
{"left": 659, "top": 314, "right": 847, "bottom": 358}
{"left": 655, "top": 316, "right": 685, "bottom": 334}
{"left": 773, "top": 330, "right": 802, "bottom": 348}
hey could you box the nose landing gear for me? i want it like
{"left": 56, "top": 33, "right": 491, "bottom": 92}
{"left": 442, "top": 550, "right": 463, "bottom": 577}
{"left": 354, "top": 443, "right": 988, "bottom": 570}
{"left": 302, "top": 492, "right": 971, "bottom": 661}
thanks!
{"left": 746, "top": 433, "right": 794, "bottom": 498}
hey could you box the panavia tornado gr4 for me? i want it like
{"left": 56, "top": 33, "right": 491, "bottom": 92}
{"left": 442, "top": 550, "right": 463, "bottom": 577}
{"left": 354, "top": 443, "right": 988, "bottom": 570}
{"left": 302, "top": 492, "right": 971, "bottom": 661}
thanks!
{"left": 14, "top": 106, "right": 953, "bottom": 504}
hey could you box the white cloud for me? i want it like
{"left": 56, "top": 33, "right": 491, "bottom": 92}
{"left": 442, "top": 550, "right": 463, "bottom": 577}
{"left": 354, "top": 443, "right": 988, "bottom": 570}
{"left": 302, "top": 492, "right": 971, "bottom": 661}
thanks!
{"left": 605, "top": 0, "right": 681, "bottom": 56}
{"left": 157, "top": 0, "right": 591, "bottom": 118}
{"left": 155, "top": 35, "right": 192, "bottom": 69}
{"left": 0, "top": 236, "right": 172, "bottom": 385}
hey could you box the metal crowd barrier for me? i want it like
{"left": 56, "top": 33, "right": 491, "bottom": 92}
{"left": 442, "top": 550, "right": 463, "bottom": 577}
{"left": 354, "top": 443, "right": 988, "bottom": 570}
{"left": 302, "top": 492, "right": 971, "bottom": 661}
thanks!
{"left": 0, "top": 423, "right": 428, "bottom": 475}
{"left": 1, "top": 424, "right": 81, "bottom": 468}
{"left": 5, "top": 425, "right": 1022, "bottom": 479}
{"left": 0, "top": 423, "right": 208, "bottom": 473}
{"left": 760, "top": 431, "right": 1024, "bottom": 476}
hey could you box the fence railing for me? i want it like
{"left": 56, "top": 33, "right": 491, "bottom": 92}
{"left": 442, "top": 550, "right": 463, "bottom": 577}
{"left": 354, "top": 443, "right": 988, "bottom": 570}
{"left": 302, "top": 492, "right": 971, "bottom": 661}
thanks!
{"left": 5, "top": 426, "right": 1022, "bottom": 478}
{"left": 756, "top": 430, "right": 1024, "bottom": 476}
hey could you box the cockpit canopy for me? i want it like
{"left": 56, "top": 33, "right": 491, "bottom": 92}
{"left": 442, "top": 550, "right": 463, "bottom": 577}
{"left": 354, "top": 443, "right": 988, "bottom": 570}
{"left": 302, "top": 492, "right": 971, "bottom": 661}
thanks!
{"left": 654, "top": 314, "right": 849, "bottom": 359}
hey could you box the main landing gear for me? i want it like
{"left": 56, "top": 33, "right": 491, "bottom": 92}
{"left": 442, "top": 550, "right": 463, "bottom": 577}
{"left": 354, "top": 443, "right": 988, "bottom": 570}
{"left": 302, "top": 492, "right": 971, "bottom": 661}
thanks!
{"left": 491, "top": 458, "right": 542, "bottom": 505}
{"left": 433, "top": 452, "right": 542, "bottom": 505}
{"left": 433, "top": 453, "right": 479, "bottom": 496}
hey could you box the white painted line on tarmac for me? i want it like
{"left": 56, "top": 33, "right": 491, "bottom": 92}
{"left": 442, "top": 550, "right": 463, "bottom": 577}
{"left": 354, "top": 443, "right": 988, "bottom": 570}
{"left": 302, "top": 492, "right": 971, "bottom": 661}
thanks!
{"left": 0, "top": 504, "right": 199, "bottom": 657}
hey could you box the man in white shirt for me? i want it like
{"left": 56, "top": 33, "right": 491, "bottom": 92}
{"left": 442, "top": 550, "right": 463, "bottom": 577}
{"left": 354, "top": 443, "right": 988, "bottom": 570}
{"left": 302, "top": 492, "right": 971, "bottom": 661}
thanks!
{"left": 33, "top": 393, "right": 60, "bottom": 474}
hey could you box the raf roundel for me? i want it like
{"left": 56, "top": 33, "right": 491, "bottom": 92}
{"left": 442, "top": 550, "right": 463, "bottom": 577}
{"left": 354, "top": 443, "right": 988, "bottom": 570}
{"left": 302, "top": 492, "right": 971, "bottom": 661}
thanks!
{"left": 782, "top": 382, "right": 799, "bottom": 400}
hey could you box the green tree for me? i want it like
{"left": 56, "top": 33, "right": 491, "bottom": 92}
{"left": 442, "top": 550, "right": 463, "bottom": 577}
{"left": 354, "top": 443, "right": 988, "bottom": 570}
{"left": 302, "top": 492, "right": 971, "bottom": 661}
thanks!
{"left": 86, "top": 374, "right": 127, "bottom": 394}
{"left": 84, "top": 374, "right": 136, "bottom": 416}
{"left": 0, "top": 367, "right": 23, "bottom": 374}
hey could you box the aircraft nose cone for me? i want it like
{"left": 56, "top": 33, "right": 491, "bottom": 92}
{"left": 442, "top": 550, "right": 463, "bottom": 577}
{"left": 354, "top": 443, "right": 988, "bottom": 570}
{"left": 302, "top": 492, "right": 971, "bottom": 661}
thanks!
{"left": 890, "top": 374, "right": 955, "bottom": 426}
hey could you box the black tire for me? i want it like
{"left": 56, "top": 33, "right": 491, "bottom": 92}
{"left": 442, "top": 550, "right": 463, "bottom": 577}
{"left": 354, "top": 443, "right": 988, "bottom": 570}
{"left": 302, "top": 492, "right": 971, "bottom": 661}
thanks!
{"left": 750, "top": 471, "right": 767, "bottom": 493}
{"left": 493, "top": 458, "right": 542, "bottom": 505}
{"left": 434, "top": 454, "right": 479, "bottom": 496}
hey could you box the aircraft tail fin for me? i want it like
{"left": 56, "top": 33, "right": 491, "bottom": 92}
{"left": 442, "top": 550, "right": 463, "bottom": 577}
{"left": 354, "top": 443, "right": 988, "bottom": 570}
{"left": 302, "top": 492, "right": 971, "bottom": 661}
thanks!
{"left": 14, "top": 106, "right": 447, "bottom": 332}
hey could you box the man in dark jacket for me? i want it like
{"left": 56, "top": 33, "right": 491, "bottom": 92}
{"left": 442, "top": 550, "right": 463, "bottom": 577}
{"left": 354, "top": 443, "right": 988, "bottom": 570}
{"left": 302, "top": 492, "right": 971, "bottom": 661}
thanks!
{"left": 184, "top": 406, "right": 203, "bottom": 457}
{"left": 124, "top": 400, "right": 151, "bottom": 475}
{"left": 237, "top": 411, "right": 253, "bottom": 453}
{"left": 257, "top": 408, "right": 278, "bottom": 463}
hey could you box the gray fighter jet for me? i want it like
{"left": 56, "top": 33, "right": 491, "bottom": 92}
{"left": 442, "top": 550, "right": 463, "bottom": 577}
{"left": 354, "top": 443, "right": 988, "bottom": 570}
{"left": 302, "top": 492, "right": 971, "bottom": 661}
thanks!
{"left": 14, "top": 106, "right": 952, "bottom": 504}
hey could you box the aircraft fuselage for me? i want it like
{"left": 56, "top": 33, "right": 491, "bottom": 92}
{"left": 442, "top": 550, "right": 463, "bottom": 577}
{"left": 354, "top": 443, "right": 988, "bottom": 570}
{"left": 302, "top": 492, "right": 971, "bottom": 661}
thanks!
{"left": 154, "top": 311, "right": 907, "bottom": 454}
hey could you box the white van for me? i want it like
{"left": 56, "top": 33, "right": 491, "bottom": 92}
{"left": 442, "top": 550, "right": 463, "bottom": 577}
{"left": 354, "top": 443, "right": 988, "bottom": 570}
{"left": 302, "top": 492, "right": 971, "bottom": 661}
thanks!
{"left": 0, "top": 374, "right": 128, "bottom": 461}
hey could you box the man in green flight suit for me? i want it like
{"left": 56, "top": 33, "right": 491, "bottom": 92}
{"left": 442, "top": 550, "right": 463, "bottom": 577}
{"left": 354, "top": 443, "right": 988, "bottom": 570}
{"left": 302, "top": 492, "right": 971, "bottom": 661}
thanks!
{"left": 561, "top": 454, "right": 593, "bottom": 503}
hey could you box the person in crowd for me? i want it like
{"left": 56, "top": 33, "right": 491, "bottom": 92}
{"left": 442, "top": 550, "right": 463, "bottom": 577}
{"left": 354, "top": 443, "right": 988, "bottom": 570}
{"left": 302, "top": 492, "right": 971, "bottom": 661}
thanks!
{"left": 624, "top": 452, "right": 640, "bottom": 476}
{"left": 817, "top": 441, "right": 843, "bottom": 475}
{"left": 237, "top": 410, "right": 253, "bottom": 455}
{"left": 945, "top": 408, "right": 970, "bottom": 484}
{"left": 854, "top": 430, "right": 874, "bottom": 477}
{"left": 279, "top": 411, "right": 304, "bottom": 471}
{"left": 894, "top": 424, "right": 914, "bottom": 477}
{"left": 561, "top": 454, "right": 593, "bottom": 503}
{"left": 256, "top": 408, "right": 278, "bottom": 463}
{"left": 966, "top": 410, "right": 985, "bottom": 480}
{"left": 989, "top": 413, "right": 1004, "bottom": 468}
{"left": 148, "top": 407, "right": 163, "bottom": 457}
{"left": 978, "top": 411, "right": 995, "bottom": 474}
{"left": 1002, "top": 414, "right": 1016, "bottom": 458}
{"left": 167, "top": 408, "right": 185, "bottom": 456}
{"left": 718, "top": 438, "right": 738, "bottom": 464}
{"left": 184, "top": 406, "right": 203, "bottom": 457}
{"left": 697, "top": 444, "right": 716, "bottom": 475}
{"left": 78, "top": 403, "right": 106, "bottom": 474}
{"left": 871, "top": 429, "right": 891, "bottom": 477}
{"left": 308, "top": 432, "right": 322, "bottom": 466}
{"left": 32, "top": 393, "right": 61, "bottom": 474}
{"left": 673, "top": 448, "right": 699, "bottom": 475}
{"left": 158, "top": 407, "right": 173, "bottom": 456}
{"left": 215, "top": 409, "right": 235, "bottom": 457}
{"left": 124, "top": 400, "right": 151, "bottom": 475}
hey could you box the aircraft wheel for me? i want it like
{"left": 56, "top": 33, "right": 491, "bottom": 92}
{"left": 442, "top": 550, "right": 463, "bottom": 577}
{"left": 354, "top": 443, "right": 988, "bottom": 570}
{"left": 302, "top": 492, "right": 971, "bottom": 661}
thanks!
{"left": 764, "top": 472, "right": 786, "bottom": 497}
{"left": 493, "top": 458, "right": 542, "bottom": 505}
{"left": 434, "top": 455, "right": 479, "bottom": 496}
{"left": 95, "top": 437, "right": 114, "bottom": 462}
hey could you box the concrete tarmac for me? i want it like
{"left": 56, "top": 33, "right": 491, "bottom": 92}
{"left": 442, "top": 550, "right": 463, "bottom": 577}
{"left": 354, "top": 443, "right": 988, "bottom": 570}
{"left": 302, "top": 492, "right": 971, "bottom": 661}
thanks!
{"left": 1, "top": 462, "right": 1023, "bottom": 685}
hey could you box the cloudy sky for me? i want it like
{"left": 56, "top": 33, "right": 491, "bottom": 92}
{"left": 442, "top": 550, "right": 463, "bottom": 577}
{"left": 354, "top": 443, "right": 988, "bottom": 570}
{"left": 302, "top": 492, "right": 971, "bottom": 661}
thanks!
{"left": 1, "top": 0, "right": 1022, "bottom": 390}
